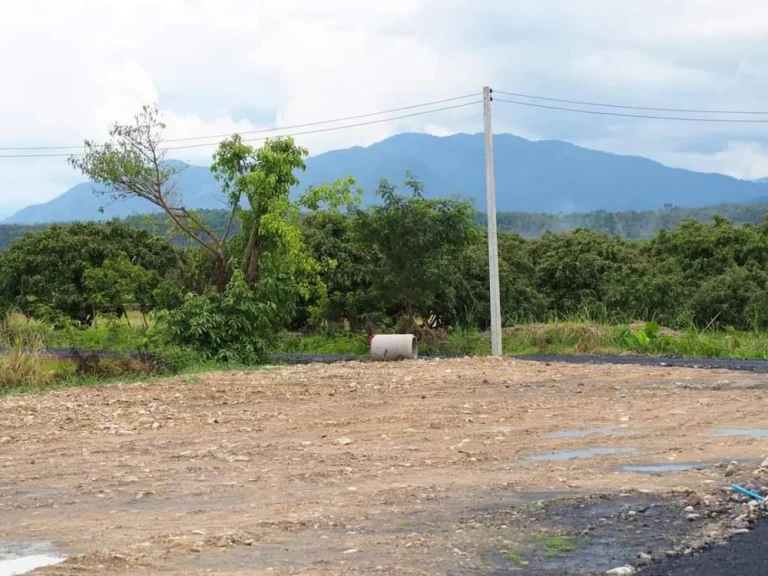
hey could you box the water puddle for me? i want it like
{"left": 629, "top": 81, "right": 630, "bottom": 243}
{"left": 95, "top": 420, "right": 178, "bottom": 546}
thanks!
{"left": 619, "top": 463, "right": 706, "bottom": 474}
{"left": 544, "top": 427, "right": 619, "bottom": 439}
{"left": 0, "top": 542, "right": 66, "bottom": 576}
{"left": 528, "top": 447, "right": 637, "bottom": 462}
{"left": 714, "top": 428, "right": 768, "bottom": 438}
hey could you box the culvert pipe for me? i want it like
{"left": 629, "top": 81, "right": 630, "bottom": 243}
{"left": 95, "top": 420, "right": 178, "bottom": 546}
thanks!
{"left": 370, "top": 334, "right": 418, "bottom": 361}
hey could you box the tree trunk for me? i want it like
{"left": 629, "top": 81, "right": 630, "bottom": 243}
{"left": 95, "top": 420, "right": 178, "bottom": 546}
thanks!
{"left": 242, "top": 220, "right": 261, "bottom": 288}
{"left": 212, "top": 251, "right": 232, "bottom": 292}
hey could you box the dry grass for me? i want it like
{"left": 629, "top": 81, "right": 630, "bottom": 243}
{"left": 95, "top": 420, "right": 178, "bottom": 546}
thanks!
{"left": 0, "top": 333, "right": 58, "bottom": 390}
{"left": 503, "top": 322, "right": 613, "bottom": 353}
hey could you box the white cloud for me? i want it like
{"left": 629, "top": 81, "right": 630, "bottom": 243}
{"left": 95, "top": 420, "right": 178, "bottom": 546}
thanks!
{"left": 2, "top": 0, "right": 768, "bottom": 216}
{"left": 670, "top": 142, "right": 768, "bottom": 180}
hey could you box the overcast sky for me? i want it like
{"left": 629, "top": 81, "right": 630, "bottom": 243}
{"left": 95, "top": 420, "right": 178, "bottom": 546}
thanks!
{"left": 2, "top": 0, "right": 768, "bottom": 217}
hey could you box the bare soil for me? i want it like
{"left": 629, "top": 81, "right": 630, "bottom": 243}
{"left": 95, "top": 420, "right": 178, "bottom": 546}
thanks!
{"left": 2, "top": 357, "right": 768, "bottom": 575}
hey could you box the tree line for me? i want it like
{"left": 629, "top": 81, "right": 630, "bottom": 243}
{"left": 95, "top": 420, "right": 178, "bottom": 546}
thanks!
{"left": 2, "top": 105, "right": 768, "bottom": 364}
{"left": 4, "top": 199, "right": 768, "bottom": 251}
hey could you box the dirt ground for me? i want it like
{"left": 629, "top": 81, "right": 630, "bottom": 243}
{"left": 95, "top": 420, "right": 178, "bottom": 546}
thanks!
{"left": 2, "top": 357, "right": 768, "bottom": 575}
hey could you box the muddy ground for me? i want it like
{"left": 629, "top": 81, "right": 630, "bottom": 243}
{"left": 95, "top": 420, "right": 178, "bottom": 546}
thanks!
{"left": 2, "top": 357, "right": 768, "bottom": 575}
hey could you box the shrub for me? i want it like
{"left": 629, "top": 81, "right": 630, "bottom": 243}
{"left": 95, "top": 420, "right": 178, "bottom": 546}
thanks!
{"left": 161, "top": 271, "right": 277, "bottom": 364}
{"left": 68, "top": 349, "right": 162, "bottom": 378}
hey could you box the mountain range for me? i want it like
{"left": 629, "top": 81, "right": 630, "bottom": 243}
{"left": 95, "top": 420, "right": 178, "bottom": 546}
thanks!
{"left": 4, "top": 132, "right": 767, "bottom": 224}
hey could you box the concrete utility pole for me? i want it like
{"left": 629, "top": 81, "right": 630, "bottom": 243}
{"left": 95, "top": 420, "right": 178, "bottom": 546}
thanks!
{"left": 483, "top": 86, "right": 503, "bottom": 356}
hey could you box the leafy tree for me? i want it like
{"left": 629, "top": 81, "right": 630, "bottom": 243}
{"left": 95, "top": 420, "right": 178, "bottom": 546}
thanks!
{"left": 70, "top": 105, "right": 238, "bottom": 289}
{"left": 348, "top": 175, "right": 476, "bottom": 329}
{"left": 455, "top": 232, "right": 546, "bottom": 328}
{"left": 529, "top": 229, "right": 645, "bottom": 319}
{"left": 0, "top": 221, "right": 180, "bottom": 325}
{"left": 298, "top": 211, "right": 371, "bottom": 329}
{"left": 70, "top": 105, "right": 359, "bottom": 359}
{"left": 82, "top": 254, "right": 158, "bottom": 326}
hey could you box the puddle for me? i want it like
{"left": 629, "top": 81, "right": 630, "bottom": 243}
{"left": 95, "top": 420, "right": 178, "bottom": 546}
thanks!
{"left": 0, "top": 542, "right": 66, "bottom": 576}
{"left": 527, "top": 447, "right": 637, "bottom": 462}
{"left": 544, "top": 427, "right": 619, "bottom": 439}
{"left": 619, "top": 463, "right": 706, "bottom": 474}
{"left": 715, "top": 428, "right": 768, "bottom": 438}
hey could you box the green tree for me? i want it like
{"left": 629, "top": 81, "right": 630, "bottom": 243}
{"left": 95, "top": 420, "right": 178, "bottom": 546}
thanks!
{"left": 82, "top": 254, "right": 159, "bottom": 326}
{"left": 529, "top": 229, "right": 649, "bottom": 321}
{"left": 69, "top": 105, "right": 237, "bottom": 290}
{"left": 455, "top": 232, "right": 546, "bottom": 328}
{"left": 348, "top": 175, "right": 476, "bottom": 329}
{"left": 70, "top": 105, "right": 359, "bottom": 360}
{"left": 0, "top": 221, "right": 180, "bottom": 325}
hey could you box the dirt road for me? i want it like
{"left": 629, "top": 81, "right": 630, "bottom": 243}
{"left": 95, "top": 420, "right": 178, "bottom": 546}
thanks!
{"left": 1, "top": 358, "right": 768, "bottom": 574}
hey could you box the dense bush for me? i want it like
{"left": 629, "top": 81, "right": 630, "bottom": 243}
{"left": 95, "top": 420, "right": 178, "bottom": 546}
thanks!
{"left": 160, "top": 271, "right": 278, "bottom": 363}
{"left": 301, "top": 211, "right": 768, "bottom": 332}
{"left": 0, "top": 221, "right": 181, "bottom": 325}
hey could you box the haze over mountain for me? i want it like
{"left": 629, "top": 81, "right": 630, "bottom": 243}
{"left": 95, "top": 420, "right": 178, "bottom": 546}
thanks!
{"left": 4, "top": 133, "right": 767, "bottom": 224}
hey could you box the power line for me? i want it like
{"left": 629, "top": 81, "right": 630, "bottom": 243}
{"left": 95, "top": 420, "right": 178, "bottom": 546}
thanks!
{"left": 494, "top": 98, "right": 768, "bottom": 123}
{"left": 164, "top": 93, "right": 481, "bottom": 143}
{"left": 169, "top": 101, "right": 481, "bottom": 151}
{"left": 0, "top": 93, "right": 481, "bottom": 152}
{"left": 495, "top": 90, "right": 768, "bottom": 115}
{"left": 0, "top": 100, "right": 482, "bottom": 159}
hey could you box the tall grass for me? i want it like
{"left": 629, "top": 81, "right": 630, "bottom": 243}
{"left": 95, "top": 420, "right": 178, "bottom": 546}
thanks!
{"left": 0, "top": 331, "right": 69, "bottom": 390}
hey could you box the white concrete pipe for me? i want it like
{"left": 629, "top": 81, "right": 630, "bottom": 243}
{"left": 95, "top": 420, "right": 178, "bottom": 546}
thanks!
{"left": 370, "top": 334, "right": 418, "bottom": 361}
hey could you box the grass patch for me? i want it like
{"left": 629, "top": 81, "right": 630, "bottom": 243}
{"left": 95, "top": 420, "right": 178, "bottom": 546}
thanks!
{"left": 274, "top": 332, "right": 369, "bottom": 355}
{"left": 503, "top": 550, "right": 529, "bottom": 566}
{"left": 5, "top": 313, "right": 148, "bottom": 352}
{"left": 278, "top": 322, "right": 768, "bottom": 361}
{"left": 0, "top": 334, "right": 66, "bottom": 390}
{"left": 532, "top": 533, "right": 588, "bottom": 557}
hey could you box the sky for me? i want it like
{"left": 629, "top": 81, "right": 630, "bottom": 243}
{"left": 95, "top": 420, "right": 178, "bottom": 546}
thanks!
{"left": 2, "top": 0, "right": 768, "bottom": 217}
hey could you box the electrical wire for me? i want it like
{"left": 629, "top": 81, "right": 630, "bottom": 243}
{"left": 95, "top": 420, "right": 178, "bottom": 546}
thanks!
{"left": 0, "top": 100, "right": 482, "bottom": 158}
{"left": 0, "top": 93, "right": 481, "bottom": 152}
{"left": 494, "top": 98, "right": 768, "bottom": 123}
{"left": 494, "top": 90, "right": 768, "bottom": 115}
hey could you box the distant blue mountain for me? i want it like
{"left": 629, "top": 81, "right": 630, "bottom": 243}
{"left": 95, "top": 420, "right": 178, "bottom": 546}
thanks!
{"left": 4, "top": 162, "right": 225, "bottom": 224}
{"left": 4, "top": 133, "right": 767, "bottom": 224}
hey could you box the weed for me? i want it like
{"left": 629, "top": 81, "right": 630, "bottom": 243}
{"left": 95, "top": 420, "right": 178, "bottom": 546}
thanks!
{"left": 0, "top": 331, "right": 65, "bottom": 390}
{"left": 532, "top": 533, "right": 588, "bottom": 557}
{"left": 69, "top": 349, "right": 162, "bottom": 378}
{"left": 274, "top": 332, "right": 369, "bottom": 355}
{"left": 503, "top": 550, "right": 529, "bottom": 566}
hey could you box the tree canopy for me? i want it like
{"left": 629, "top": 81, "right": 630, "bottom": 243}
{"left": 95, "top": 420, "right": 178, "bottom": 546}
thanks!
{"left": 0, "top": 221, "right": 180, "bottom": 325}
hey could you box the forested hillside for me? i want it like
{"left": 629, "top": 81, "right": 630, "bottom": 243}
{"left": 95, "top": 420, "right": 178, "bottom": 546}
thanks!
{"left": 3, "top": 201, "right": 768, "bottom": 250}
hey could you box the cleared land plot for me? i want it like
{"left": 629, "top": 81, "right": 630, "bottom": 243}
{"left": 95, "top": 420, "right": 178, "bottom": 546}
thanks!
{"left": 1, "top": 358, "right": 768, "bottom": 574}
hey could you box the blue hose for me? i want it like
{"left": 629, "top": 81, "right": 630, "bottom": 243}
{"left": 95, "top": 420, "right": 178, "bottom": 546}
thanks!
{"left": 732, "top": 483, "right": 765, "bottom": 501}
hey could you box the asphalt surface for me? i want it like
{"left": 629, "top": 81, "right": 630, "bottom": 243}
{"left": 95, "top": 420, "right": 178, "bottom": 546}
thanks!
{"left": 640, "top": 520, "right": 768, "bottom": 576}
{"left": 11, "top": 347, "right": 768, "bottom": 373}
{"left": 516, "top": 354, "right": 768, "bottom": 373}
{"left": 271, "top": 352, "right": 768, "bottom": 373}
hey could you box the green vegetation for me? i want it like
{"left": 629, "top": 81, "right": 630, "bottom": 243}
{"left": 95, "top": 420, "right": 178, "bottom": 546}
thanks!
{"left": 3, "top": 103, "right": 768, "bottom": 393}
{"left": 532, "top": 533, "right": 588, "bottom": 557}
{"left": 0, "top": 221, "right": 180, "bottom": 325}
{"left": 280, "top": 322, "right": 768, "bottom": 360}
{"left": 5, "top": 201, "right": 768, "bottom": 252}
{"left": 503, "top": 550, "right": 529, "bottom": 566}
{"left": 492, "top": 202, "right": 768, "bottom": 239}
